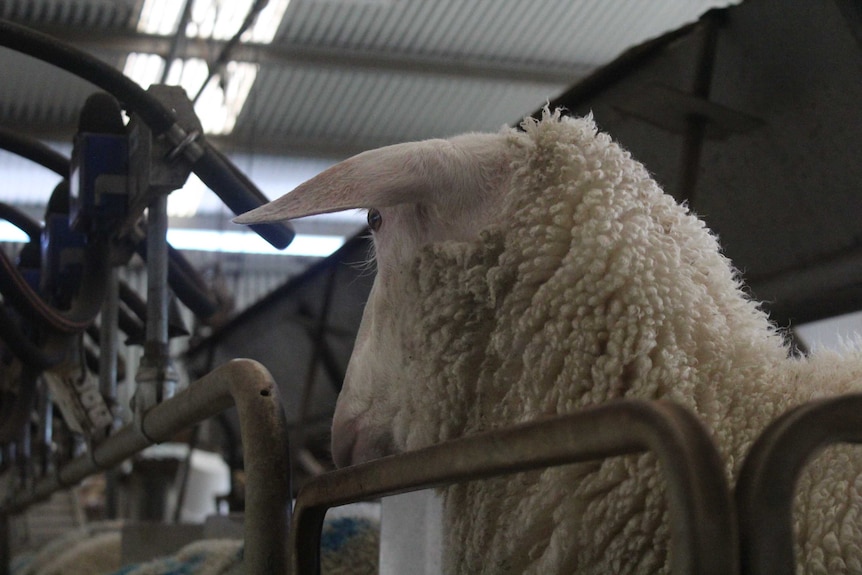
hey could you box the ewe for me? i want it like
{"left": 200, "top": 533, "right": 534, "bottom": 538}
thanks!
{"left": 238, "top": 110, "right": 862, "bottom": 574}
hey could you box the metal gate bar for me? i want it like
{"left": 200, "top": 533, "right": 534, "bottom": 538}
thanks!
{"left": 0, "top": 358, "right": 291, "bottom": 575}
{"left": 735, "top": 393, "right": 862, "bottom": 575}
{"left": 290, "top": 399, "right": 737, "bottom": 575}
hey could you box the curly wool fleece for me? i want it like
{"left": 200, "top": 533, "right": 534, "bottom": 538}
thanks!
{"left": 390, "top": 113, "right": 862, "bottom": 574}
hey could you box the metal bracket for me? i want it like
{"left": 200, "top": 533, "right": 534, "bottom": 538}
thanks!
{"left": 124, "top": 84, "right": 203, "bottom": 238}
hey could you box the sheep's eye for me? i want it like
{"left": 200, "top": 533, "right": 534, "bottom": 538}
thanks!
{"left": 367, "top": 208, "right": 383, "bottom": 232}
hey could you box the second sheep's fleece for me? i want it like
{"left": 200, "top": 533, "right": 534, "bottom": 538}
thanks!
{"left": 237, "top": 110, "right": 862, "bottom": 573}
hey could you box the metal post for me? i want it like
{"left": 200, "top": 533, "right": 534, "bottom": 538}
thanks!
{"left": 0, "top": 511, "right": 9, "bottom": 575}
{"left": 99, "top": 267, "right": 121, "bottom": 519}
{"left": 99, "top": 268, "right": 120, "bottom": 408}
{"left": 134, "top": 193, "right": 178, "bottom": 419}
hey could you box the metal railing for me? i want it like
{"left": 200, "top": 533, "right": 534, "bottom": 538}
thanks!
{"left": 290, "top": 399, "right": 738, "bottom": 575}
{"left": 736, "top": 393, "right": 862, "bottom": 575}
{"left": 0, "top": 359, "right": 292, "bottom": 575}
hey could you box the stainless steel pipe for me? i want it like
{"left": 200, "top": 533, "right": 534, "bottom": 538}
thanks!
{"left": 1, "top": 358, "right": 291, "bottom": 575}
{"left": 290, "top": 398, "right": 737, "bottom": 575}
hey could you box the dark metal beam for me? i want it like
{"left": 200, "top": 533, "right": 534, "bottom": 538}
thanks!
{"left": 23, "top": 25, "right": 590, "bottom": 86}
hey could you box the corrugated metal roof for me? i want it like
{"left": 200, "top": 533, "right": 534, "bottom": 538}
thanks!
{"left": 0, "top": 0, "right": 738, "bottom": 154}
{"left": 0, "top": 0, "right": 137, "bottom": 30}
{"left": 0, "top": 0, "right": 738, "bottom": 301}
{"left": 232, "top": 65, "right": 564, "bottom": 153}
{"left": 277, "top": 0, "right": 718, "bottom": 67}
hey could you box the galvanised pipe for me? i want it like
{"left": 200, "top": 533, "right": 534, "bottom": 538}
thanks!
{"left": 290, "top": 399, "right": 737, "bottom": 575}
{"left": 1, "top": 359, "right": 291, "bottom": 575}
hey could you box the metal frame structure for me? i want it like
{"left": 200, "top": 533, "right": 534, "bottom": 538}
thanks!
{"left": 290, "top": 399, "right": 738, "bottom": 575}
{"left": 285, "top": 392, "right": 862, "bottom": 575}
{"left": 1, "top": 360, "right": 860, "bottom": 573}
{"left": 0, "top": 358, "right": 292, "bottom": 575}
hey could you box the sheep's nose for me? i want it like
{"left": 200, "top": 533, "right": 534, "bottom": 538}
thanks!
{"left": 331, "top": 411, "right": 397, "bottom": 467}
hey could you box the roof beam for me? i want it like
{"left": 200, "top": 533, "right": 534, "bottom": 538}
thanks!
{"left": 26, "top": 25, "right": 590, "bottom": 86}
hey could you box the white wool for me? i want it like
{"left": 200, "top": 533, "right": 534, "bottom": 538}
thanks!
{"left": 242, "top": 110, "right": 862, "bottom": 573}
{"left": 39, "top": 531, "right": 122, "bottom": 575}
{"left": 13, "top": 521, "right": 123, "bottom": 575}
{"left": 115, "top": 539, "right": 243, "bottom": 575}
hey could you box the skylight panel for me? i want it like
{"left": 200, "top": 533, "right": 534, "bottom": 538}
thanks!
{"left": 164, "top": 58, "right": 259, "bottom": 135}
{"left": 123, "top": 52, "right": 165, "bottom": 89}
{"left": 137, "top": 0, "right": 185, "bottom": 35}
{"left": 137, "top": 0, "right": 290, "bottom": 43}
{"left": 129, "top": 0, "right": 285, "bottom": 136}
{"left": 242, "top": 0, "right": 291, "bottom": 43}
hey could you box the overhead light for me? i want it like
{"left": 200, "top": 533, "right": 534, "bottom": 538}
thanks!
{"left": 0, "top": 221, "right": 30, "bottom": 243}
{"left": 137, "top": 0, "right": 186, "bottom": 35}
{"left": 0, "top": 223, "right": 345, "bottom": 258}
{"left": 166, "top": 229, "right": 345, "bottom": 257}
{"left": 165, "top": 58, "right": 259, "bottom": 135}
{"left": 122, "top": 52, "right": 165, "bottom": 89}
{"left": 136, "top": 0, "right": 290, "bottom": 43}
{"left": 130, "top": 0, "right": 286, "bottom": 135}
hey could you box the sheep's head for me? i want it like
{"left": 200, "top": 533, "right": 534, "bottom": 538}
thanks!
{"left": 235, "top": 132, "right": 516, "bottom": 467}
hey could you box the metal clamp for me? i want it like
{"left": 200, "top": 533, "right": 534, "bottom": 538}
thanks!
{"left": 165, "top": 124, "right": 203, "bottom": 163}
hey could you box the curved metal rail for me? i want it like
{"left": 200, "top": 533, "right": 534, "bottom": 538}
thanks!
{"left": 0, "top": 359, "right": 292, "bottom": 575}
{"left": 735, "top": 393, "right": 862, "bottom": 575}
{"left": 290, "top": 399, "right": 738, "bottom": 575}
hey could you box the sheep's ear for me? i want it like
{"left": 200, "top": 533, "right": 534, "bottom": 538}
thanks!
{"left": 233, "top": 140, "right": 448, "bottom": 224}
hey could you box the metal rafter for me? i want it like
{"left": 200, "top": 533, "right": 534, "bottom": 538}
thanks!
{"left": 15, "top": 25, "right": 594, "bottom": 85}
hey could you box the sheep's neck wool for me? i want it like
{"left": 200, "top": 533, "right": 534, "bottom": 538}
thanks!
{"left": 392, "top": 112, "right": 862, "bottom": 574}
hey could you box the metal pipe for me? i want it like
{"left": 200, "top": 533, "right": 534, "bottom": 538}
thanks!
{"left": 159, "top": 0, "right": 194, "bottom": 85}
{"left": 134, "top": 193, "right": 178, "bottom": 417}
{"left": 1, "top": 359, "right": 292, "bottom": 575}
{"left": 294, "top": 267, "right": 338, "bottom": 474}
{"left": 36, "top": 381, "right": 53, "bottom": 476}
{"left": 290, "top": 399, "right": 737, "bottom": 575}
{"left": 99, "top": 268, "right": 121, "bottom": 519}
{"left": 0, "top": 511, "right": 8, "bottom": 575}
{"left": 146, "top": 195, "right": 169, "bottom": 349}
{"left": 99, "top": 268, "right": 120, "bottom": 409}
{"left": 735, "top": 394, "right": 862, "bottom": 575}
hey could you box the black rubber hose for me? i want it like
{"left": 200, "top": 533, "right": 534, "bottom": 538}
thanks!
{"left": 0, "top": 236, "right": 111, "bottom": 334}
{"left": 0, "top": 305, "right": 62, "bottom": 369}
{"left": 0, "top": 126, "right": 69, "bottom": 177}
{"left": 0, "top": 364, "right": 39, "bottom": 444}
{"left": 118, "top": 281, "right": 147, "bottom": 322}
{"left": 0, "top": 19, "right": 174, "bottom": 134}
{"left": 192, "top": 144, "right": 295, "bottom": 249}
{"left": 167, "top": 244, "right": 218, "bottom": 319}
{"left": 135, "top": 239, "right": 219, "bottom": 319}
{"left": 0, "top": 19, "right": 294, "bottom": 249}
{"left": 0, "top": 202, "right": 42, "bottom": 239}
{"left": 116, "top": 281, "right": 188, "bottom": 343}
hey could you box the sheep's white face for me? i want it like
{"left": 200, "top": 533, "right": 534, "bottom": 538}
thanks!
{"left": 233, "top": 130, "right": 517, "bottom": 467}
{"left": 331, "top": 203, "right": 437, "bottom": 467}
